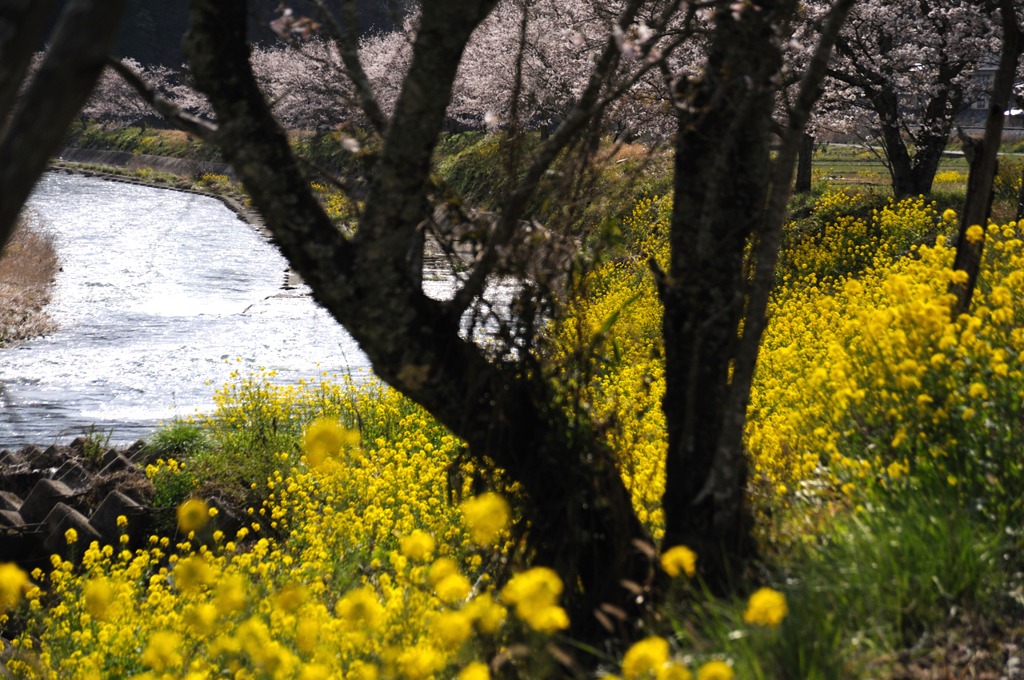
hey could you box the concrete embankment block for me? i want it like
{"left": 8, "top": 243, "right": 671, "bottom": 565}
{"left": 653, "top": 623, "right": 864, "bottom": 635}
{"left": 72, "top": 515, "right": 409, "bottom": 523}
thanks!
{"left": 0, "top": 491, "right": 22, "bottom": 512}
{"left": 91, "top": 491, "right": 146, "bottom": 546}
{"left": 42, "top": 503, "right": 102, "bottom": 558}
{"left": 55, "top": 460, "right": 92, "bottom": 490}
{"left": 0, "top": 509, "right": 25, "bottom": 529}
{"left": 19, "top": 479, "right": 77, "bottom": 525}
{"left": 0, "top": 449, "right": 24, "bottom": 466}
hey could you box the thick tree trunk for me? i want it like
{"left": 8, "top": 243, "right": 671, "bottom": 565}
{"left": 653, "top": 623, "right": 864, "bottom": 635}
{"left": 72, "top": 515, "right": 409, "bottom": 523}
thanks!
{"left": 660, "top": 3, "right": 788, "bottom": 591}
{"left": 0, "top": 0, "right": 54, "bottom": 123}
{"left": 185, "top": 0, "right": 652, "bottom": 647}
{"left": 879, "top": 120, "right": 947, "bottom": 198}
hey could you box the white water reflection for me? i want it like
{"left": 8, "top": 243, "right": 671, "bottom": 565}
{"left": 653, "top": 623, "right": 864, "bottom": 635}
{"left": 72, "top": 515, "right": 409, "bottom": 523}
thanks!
{"left": 2, "top": 173, "right": 372, "bottom": 446}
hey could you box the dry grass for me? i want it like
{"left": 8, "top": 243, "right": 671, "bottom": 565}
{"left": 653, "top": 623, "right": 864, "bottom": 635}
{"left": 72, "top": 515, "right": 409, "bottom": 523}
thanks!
{"left": 0, "top": 214, "right": 59, "bottom": 346}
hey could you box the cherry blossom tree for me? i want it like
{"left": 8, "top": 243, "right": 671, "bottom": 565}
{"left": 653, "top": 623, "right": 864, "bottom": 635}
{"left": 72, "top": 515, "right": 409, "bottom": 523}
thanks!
{"left": 357, "top": 19, "right": 415, "bottom": 120}
{"left": 250, "top": 42, "right": 353, "bottom": 130}
{"left": 83, "top": 59, "right": 177, "bottom": 129}
{"left": 808, "top": 0, "right": 997, "bottom": 197}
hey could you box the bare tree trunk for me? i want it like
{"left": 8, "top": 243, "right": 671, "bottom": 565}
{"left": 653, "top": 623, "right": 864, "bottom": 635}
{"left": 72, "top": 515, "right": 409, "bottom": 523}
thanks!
{"left": 949, "top": 0, "right": 1021, "bottom": 317}
{"left": 661, "top": 1, "right": 790, "bottom": 590}
{"left": 879, "top": 117, "right": 948, "bottom": 198}
{"left": 795, "top": 132, "right": 814, "bottom": 193}
{"left": 0, "top": 0, "right": 55, "bottom": 123}
{"left": 660, "top": 0, "right": 854, "bottom": 591}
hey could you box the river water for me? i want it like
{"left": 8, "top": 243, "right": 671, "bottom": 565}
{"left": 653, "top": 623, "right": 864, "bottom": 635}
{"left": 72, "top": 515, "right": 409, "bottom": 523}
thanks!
{"left": 2, "top": 173, "right": 497, "bottom": 448}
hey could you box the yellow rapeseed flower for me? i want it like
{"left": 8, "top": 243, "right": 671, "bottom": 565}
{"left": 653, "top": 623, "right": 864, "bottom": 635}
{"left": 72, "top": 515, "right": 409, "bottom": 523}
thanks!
{"left": 622, "top": 636, "right": 670, "bottom": 679}
{"left": 303, "top": 418, "right": 358, "bottom": 466}
{"left": 434, "top": 573, "right": 472, "bottom": 604}
{"left": 458, "top": 661, "right": 491, "bottom": 680}
{"left": 742, "top": 587, "right": 788, "bottom": 627}
{"left": 295, "top": 618, "right": 321, "bottom": 654}
{"left": 428, "top": 557, "right": 460, "bottom": 586}
{"left": 459, "top": 493, "right": 510, "bottom": 545}
{"left": 966, "top": 224, "right": 985, "bottom": 244}
{"left": 942, "top": 208, "right": 957, "bottom": 222}
{"left": 968, "top": 382, "right": 988, "bottom": 399}
{"left": 464, "top": 593, "right": 507, "bottom": 634}
{"left": 696, "top": 660, "right": 734, "bottom": 680}
{"left": 82, "top": 577, "right": 113, "bottom": 620}
{"left": 335, "top": 586, "right": 384, "bottom": 631}
{"left": 177, "top": 498, "right": 209, "bottom": 533}
{"left": 658, "top": 663, "right": 694, "bottom": 680}
{"left": 660, "top": 545, "right": 697, "bottom": 578}
{"left": 216, "top": 573, "right": 247, "bottom": 614}
{"left": 173, "top": 555, "right": 214, "bottom": 592}
{"left": 431, "top": 610, "right": 473, "bottom": 649}
{"left": 64, "top": 528, "right": 78, "bottom": 545}
{"left": 396, "top": 644, "right": 445, "bottom": 680}
{"left": 185, "top": 602, "right": 218, "bottom": 637}
{"left": 501, "top": 567, "right": 567, "bottom": 631}
{"left": 142, "top": 630, "right": 183, "bottom": 672}
{"left": 399, "top": 530, "right": 436, "bottom": 561}
{"left": 0, "top": 563, "right": 31, "bottom": 612}
{"left": 523, "top": 605, "right": 570, "bottom": 633}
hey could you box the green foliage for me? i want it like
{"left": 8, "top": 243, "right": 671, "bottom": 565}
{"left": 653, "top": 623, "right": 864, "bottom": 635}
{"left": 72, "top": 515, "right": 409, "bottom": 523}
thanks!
{"left": 66, "top": 123, "right": 222, "bottom": 161}
{"left": 79, "top": 425, "right": 112, "bottom": 466}
{"left": 289, "top": 129, "right": 378, "bottom": 178}
{"left": 793, "top": 494, "right": 1003, "bottom": 651}
{"left": 433, "top": 132, "right": 672, "bottom": 237}
{"left": 146, "top": 456, "right": 199, "bottom": 510}
{"left": 146, "top": 420, "right": 210, "bottom": 459}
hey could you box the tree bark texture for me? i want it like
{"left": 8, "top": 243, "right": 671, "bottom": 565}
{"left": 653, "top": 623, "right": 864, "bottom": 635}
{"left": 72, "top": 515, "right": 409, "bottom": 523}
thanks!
{"left": 0, "top": 0, "right": 128, "bottom": 252}
{"left": 949, "top": 0, "right": 1022, "bottom": 317}
{"left": 795, "top": 132, "right": 814, "bottom": 193}
{"left": 660, "top": 1, "right": 794, "bottom": 590}
{"left": 0, "top": 0, "right": 54, "bottom": 124}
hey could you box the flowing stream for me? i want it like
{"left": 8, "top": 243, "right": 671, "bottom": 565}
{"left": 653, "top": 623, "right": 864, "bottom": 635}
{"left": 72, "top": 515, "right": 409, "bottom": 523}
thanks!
{"left": 1, "top": 173, "right": 506, "bottom": 447}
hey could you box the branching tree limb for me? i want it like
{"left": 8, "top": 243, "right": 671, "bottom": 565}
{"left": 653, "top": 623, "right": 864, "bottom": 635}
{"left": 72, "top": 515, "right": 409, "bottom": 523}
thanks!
{"left": 0, "top": 0, "right": 54, "bottom": 124}
{"left": 185, "top": 0, "right": 652, "bottom": 649}
{"left": 0, "top": 0, "right": 128, "bottom": 252}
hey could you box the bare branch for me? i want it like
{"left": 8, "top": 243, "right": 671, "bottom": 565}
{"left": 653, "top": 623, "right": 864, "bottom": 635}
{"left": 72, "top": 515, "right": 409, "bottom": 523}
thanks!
{"left": 446, "top": 0, "right": 672, "bottom": 315}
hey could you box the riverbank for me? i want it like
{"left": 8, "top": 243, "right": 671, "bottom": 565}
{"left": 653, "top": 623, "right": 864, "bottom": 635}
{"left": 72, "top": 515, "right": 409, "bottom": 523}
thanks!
{"left": 0, "top": 216, "right": 59, "bottom": 347}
